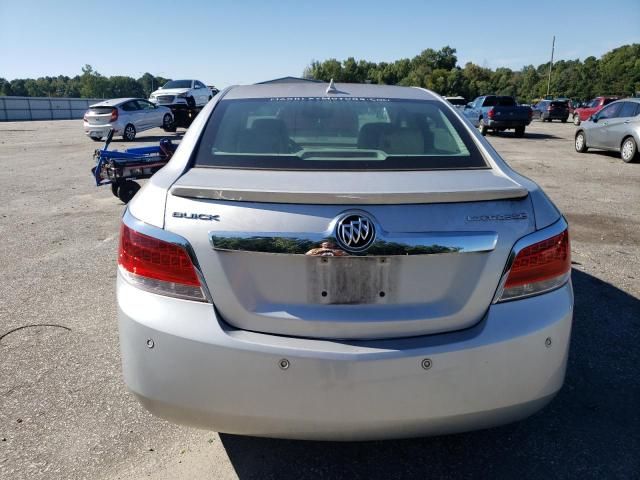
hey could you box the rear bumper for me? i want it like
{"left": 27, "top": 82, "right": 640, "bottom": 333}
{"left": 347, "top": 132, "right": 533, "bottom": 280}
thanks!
{"left": 118, "top": 276, "right": 573, "bottom": 440}
{"left": 486, "top": 119, "right": 531, "bottom": 129}
{"left": 83, "top": 123, "right": 121, "bottom": 136}
{"left": 542, "top": 112, "right": 569, "bottom": 120}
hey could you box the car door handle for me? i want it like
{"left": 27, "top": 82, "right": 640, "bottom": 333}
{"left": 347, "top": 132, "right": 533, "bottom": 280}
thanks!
{"left": 624, "top": 120, "right": 630, "bottom": 124}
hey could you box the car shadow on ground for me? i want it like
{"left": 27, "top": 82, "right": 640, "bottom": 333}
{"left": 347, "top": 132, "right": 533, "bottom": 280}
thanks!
{"left": 219, "top": 269, "right": 639, "bottom": 479}
{"left": 496, "top": 132, "right": 561, "bottom": 140}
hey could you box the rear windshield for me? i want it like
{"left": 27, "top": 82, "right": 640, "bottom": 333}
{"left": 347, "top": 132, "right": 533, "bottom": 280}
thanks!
{"left": 194, "top": 98, "right": 487, "bottom": 170}
{"left": 483, "top": 96, "right": 516, "bottom": 107}
{"left": 550, "top": 101, "right": 568, "bottom": 108}
{"left": 163, "top": 80, "right": 191, "bottom": 89}
{"left": 88, "top": 107, "right": 114, "bottom": 114}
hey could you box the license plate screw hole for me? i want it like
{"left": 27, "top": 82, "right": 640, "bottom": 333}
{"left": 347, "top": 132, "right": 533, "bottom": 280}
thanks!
{"left": 321, "top": 291, "right": 328, "bottom": 297}
{"left": 379, "top": 291, "right": 386, "bottom": 297}
{"left": 421, "top": 358, "right": 432, "bottom": 370}
{"left": 146, "top": 339, "right": 154, "bottom": 349}
{"left": 545, "top": 337, "right": 552, "bottom": 348}
{"left": 278, "top": 359, "right": 290, "bottom": 370}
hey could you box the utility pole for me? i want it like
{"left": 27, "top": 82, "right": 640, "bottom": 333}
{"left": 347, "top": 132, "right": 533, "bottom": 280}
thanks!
{"left": 546, "top": 35, "right": 555, "bottom": 98}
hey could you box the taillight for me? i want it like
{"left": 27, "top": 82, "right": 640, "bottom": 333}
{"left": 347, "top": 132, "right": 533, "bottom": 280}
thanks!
{"left": 110, "top": 108, "right": 118, "bottom": 122}
{"left": 83, "top": 113, "right": 89, "bottom": 122}
{"left": 487, "top": 108, "right": 495, "bottom": 119}
{"left": 495, "top": 225, "right": 570, "bottom": 302}
{"left": 547, "top": 106, "right": 552, "bottom": 111}
{"left": 118, "top": 223, "right": 207, "bottom": 301}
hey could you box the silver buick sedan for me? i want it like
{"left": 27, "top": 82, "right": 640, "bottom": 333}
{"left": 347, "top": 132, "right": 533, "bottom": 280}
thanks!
{"left": 118, "top": 82, "right": 573, "bottom": 440}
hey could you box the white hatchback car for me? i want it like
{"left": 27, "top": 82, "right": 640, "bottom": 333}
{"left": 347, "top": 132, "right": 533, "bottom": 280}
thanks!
{"left": 83, "top": 98, "right": 174, "bottom": 141}
{"left": 149, "top": 80, "right": 212, "bottom": 108}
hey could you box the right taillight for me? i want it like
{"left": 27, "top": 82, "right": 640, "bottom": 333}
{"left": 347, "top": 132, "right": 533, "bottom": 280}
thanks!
{"left": 118, "top": 222, "right": 207, "bottom": 302}
{"left": 110, "top": 108, "right": 118, "bottom": 122}
{"left": 495, "top": 226, "right": 570, "bottom": 302}
{"left": 487, "top": 108, "right": 495, "bottom": 119}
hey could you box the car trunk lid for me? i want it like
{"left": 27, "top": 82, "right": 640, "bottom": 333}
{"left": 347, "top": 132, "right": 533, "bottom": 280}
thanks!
{"left": 162, "top": 168, "right": 533, "bottom": 340}
{"left": 85, "top": 106, "right": 115, "bottom": 125}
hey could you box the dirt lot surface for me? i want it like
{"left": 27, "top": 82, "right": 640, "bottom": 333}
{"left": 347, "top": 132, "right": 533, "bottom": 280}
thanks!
{"left": 0, "top": 119, "right": 638, "bottom": 479}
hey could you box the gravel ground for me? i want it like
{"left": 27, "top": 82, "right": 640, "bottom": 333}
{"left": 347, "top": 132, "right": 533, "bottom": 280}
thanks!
{"left": 0, "top": 119, "right": 638, "bottom": 479}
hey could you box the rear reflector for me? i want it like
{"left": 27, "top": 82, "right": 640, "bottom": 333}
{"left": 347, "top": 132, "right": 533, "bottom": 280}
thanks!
{"left": 497, "top": 228, "right": 570, "bottom": 302}
{"left": 118, "top": 223, "right": 206, "bottom": 301}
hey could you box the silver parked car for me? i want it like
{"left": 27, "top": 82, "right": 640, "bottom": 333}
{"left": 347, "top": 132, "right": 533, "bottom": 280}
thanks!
{"left": 575, "top": 98, "right": 640, "bottom": 163}
{"left": 83, "top": 98, "right": 174, "bottom": 141}
{"left": 118, "top": 82, "right": 573, "bottom": 440}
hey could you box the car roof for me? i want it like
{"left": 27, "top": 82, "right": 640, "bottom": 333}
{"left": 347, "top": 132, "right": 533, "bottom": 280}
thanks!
{"left": 89, "top": 98, "right": 140, "bottom": 107}
{"left": 611, "top": 97, "right": 640, "bottom": 104}
{"left": 222, "top": 82, "right": 438, "bottom": 101}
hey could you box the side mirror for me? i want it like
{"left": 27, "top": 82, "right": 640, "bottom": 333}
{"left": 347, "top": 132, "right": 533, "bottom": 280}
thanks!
{"left": 590, "top": 115, "right": 598, "bottom": 123}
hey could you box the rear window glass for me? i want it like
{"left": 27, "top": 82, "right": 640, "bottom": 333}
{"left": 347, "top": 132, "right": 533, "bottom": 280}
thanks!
{"left": 550, "top": 101, "right": 568, "bottom": 108}
{"left": 483, "top": 96, "right": 516, "bottom": 107}
{"left": 194, "top": 98, "right": 487, "bottom": 170}
{"left": 88, "top": 107, "right": 114, "bottom": 114}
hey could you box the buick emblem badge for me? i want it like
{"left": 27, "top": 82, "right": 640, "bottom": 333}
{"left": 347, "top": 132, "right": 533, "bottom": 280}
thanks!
{"left": 335, "top": 213, "right": 376, "bottom": 253}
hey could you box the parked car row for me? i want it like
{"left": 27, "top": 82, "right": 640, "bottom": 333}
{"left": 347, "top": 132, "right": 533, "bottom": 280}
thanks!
{"left": 444, "top": 94, "right": 638, "bottom": 163}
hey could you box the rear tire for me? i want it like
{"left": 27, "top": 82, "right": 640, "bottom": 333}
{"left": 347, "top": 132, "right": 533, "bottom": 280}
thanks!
{"left": 123, "top": 124, "right": 136, "bottom": 141}
{"left": 478, "top": 118, "right": 488, "bottom": 136}
{"left": 575, "top": 131, "right": 588, "bottom": 153}
{"left": 621, "top": 136, "right": 638, "bottom": 163}
{"left": 111, "top": 182, "right": 120, "bottom": 197}
{"left": 514, "top": 126, "right": 525, "bottom": 138}
{"left": 90, "top": 136, "right": 102, "bottom": 142}
{"left": 573, "top": 114, "right": 581, "bottom": 126}
{"left": 117, "top": 181, "right": 141, "bottom": 203}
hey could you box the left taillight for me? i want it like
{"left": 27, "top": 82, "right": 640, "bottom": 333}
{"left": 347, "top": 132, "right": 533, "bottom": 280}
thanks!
{"left": 118, "top": 222, "right": 207, "bottom": 302}
{"left": 495, "top": 225, "right": 570, "bottom": 302}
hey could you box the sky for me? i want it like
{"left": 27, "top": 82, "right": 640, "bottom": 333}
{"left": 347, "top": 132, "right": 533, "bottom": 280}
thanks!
{"left": 1, "top": 0, "right": 639, "bottom": 88}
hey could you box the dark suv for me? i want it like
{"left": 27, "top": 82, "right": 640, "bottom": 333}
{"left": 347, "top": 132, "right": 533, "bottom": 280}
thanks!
{"left": 535, "top": 100, "right": 570, "bottom": 122}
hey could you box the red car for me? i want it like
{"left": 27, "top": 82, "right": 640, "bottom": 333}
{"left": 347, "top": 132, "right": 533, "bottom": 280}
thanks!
{"left": 573, "top": 96, "right": 619, "bottom": 125}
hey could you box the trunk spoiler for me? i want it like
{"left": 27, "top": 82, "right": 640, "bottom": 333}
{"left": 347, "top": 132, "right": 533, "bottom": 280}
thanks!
{"left": 170, "top": 168, "right": 528, "bottom": 205}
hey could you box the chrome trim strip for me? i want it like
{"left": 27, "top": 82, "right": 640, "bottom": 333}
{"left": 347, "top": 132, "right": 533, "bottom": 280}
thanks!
{"left": 122, "top": 209, "right": 213, "bottom": 303}
{"left": 170, "top": 185, "right": 528, "bottom": 205}
{"left": 492, "top": 216, "right": 569, "bottom": 303}
{"left": 209, "top": 228, "right": 498, "bottom": 256}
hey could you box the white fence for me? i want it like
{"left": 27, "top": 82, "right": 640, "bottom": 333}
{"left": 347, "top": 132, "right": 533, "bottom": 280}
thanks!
{"left": 0, "top": 96, "right": 104, "bottom": 121}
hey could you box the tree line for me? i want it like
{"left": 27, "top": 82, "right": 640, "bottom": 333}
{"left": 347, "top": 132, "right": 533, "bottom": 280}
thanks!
{"left": 2, "top": 44, "right": 638, "bottom": 102}
{"left": 304, "top": 44, "right": 640, "bottom": 103}
{"left": 0, "top": 65, "right": 171, "bottom": 99}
